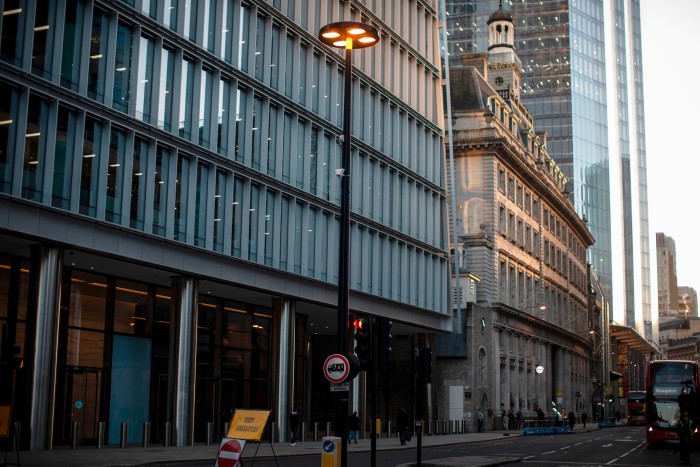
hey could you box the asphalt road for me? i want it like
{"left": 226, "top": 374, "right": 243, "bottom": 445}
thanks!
{"left": 176, "top": 427, "right": 700, "bottom": 467}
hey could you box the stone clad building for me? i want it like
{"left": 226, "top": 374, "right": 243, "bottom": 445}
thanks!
{"left": 436, "top": 4, "right": 596, "bottom": 429}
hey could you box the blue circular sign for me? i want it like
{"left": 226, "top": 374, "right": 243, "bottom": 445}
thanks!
{"left": 75, "top": 400, "right": 84, "bottom": 409}
{"left": 323, "top": 440, "right": 336, "bottom": 453}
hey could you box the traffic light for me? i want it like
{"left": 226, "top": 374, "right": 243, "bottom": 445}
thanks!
{"left": 377, "top": 317, "right": 393, "bottom": 371}
{"left": 353, "top": 318, "right": 371, "bottom": 371}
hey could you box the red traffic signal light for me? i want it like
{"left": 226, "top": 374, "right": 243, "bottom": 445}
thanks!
{"left": 353, "top": 318, "right": 368, "bottom": 331}
{"left": 353, "top": 318, "right": 371, "bottom": 371}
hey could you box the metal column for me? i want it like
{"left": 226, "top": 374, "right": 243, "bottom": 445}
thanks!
{"left": 170, "top": 276, "right": 198, "bottom": 447}
{"left": 29, "top": 245, "right": 63, "bottom": 450}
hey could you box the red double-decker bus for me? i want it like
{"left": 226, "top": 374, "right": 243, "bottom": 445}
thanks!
{"left": 646, "top": 360, "right": 700, "bottom": 445}
{"left": 627, "top": 390, "right": 646, "bottom": 426}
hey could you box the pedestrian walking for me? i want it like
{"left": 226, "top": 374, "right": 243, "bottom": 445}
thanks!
{"left": 537, "top": 408, "right": 545, "bottom": 427}
{"left": 516, "top": 410, "right": 522, "bottom": 429}
{"left": 581, "top": 411, "right": 587, "bottom": 428}
{"left": 502, "top": 411, "right": 508, "bottom": 431}
{"left": 289, "top": 408, "right": 300, "bottom": 446}
{"left": 507, "top": 409, "right": 515, "bottom": 430}
{"left": 397, "top": 407, "right": 409, "bottom": 445}
{"left": 477, "top": 407, "right": 485, "bottom": 432}
{"left": 348, "top": 411, "right": 361, "bottom": 444}
{"left": 567, "top": 411, "right": 575, "bottom": 430}
{"left": 678, "top": 412, "right": 694, "bottom": 465}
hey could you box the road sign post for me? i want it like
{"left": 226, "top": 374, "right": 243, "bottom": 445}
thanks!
{"left": 216, "top": 438, "right": 246, "bottom": 467}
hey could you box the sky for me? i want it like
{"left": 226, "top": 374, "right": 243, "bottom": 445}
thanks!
{"left": 640, "top": 0, "right": 700, "bottom": 294}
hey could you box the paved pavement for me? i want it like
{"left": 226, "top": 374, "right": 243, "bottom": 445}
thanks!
{"left": 10, "top": 422, "right": 610, "bottom": 467}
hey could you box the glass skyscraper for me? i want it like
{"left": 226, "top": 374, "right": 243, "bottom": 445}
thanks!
{"left": 444, "top": 0, "right": 654, "bottom": 341}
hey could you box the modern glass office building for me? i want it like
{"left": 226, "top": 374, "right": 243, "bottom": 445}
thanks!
{"left": 443, "top": 0, "right": 655, "bottom": 341}
{"left": 0, "top": 0, "right": 450, "bottom": 449}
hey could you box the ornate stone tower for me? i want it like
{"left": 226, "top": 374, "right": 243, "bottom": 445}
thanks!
{"left": 487, "top": 1, "right": 522, "bottom": 101}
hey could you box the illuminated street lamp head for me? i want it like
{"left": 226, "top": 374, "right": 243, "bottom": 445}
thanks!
{"left": 319, "top": 21, "right": 379, "bottom": 49}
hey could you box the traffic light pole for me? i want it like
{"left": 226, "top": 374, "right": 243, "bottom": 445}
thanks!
{"left": 371, "top": 317, "right": 377, "bottom": 467}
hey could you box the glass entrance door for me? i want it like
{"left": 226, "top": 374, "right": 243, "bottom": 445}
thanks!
{"left": 59, "top": 367, "right": 103, "bottom": 446}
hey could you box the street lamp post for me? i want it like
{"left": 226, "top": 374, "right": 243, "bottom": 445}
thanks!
{"left": 319, "top": 21, "right": 379, "bottom": 467}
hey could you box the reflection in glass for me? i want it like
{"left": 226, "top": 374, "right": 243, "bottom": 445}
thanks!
{"left": 61, "top": 0, "right": 85, "bottom": 91}
{"left": 1, "top": 0, "right": 23, "bottom": 66}
{"left": 194, "top": 162, "right": 208, "bottom": 247}
{"left": 231, "top": 177, "right": 243, "bottom": 257}
{"left": 199, "top": 69, "right": 213, "bottom": 147}
{"left": 136, "top": 36, "right": 155, "bottom": 122}
{"left": 220, "top": 0, "right": 235, "bottom": 62}
{"left": 22, "top": 94, "right": 47, "bottom": 201}
{"left": 80, "top": 117, "right": 101, "bottom": 216}
{"left": 217, "top": 78, "right": 231, "bottom": 155}
{"left": 175, "top": 154, "right": 190, "bottom": 241}
{"left": 31, "top": 1, "right": 54, "bottom": 78}
{"left": 130, "top": 138, "right": 147, "bottom": 230}
{"left": 88, "top": 10, "right": 110, "bottom": 103}
{"left": 248, "top": 184, "right": 259, "bottom": 261}
{"left": 106, "top": 129, "right": 126, "bottom": 223}
{"left": 152, "top": 146, "right": 169, "bottom": 236}
{"left": 213, "top": 170, "right": 225, "bottom": 253}
{"left": 66, "top": 329, "right": 105, "bottom": 367}
{"left": 0, "top": 85, "right": 18, "bottom": 193}
{"left": 113, "top": 23, "right": 133, "bottom": 112}
{"left": 157, "top": 48, "right": 175, "bottom": 131}
{"left": 69, "top": 271, "right": 107, "bottom": 331}
{"left": 113, "top": 280, "right": 149, "bottom": 335}
{"left": 178, "top": 59, "right": 195, "bottom": 139}
{"left": 53, "top": 106, "right": 76, "bottom": 209}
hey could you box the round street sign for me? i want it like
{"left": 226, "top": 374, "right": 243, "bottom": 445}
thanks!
{"left": 323, "top": 353, "right": 350, "bottom": 383}
{"left": 217, "top": 438, "right": 246, "bottom": 467}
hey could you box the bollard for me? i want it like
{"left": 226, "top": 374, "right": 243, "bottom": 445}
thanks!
{"left": 444, "top": 420, "right": 449, "bottom": 434}
{"left": 326, "top": 421, "right": 332, "bottom": 437}
{"left": 428, "top": 420, "right": 433, "bottom": 436}
{"left": 13, "top": 422, "right": 21, "bottom": 449}
{"left": 206, "top": 422, "right": 212, "bottom": 446}
{"left": 97, "top": 422, "right": 105, "bottom": 449}
{"left": 387, "top": 421, "right": 392, "bottom": 439}
{"left": 223, "top": 422, "right": 230, "bottom": 439}
{"left": 120, "top": 422, "right": 128, "bottom": 448}
{"left": 143, "top": 422, "right": 151, "bottom": 448}
{"left": 164, "top": 422, "right": 172, "bottom": 447}
{"left": 436, "top": 420, "right": 441, "bottom": 435}
{"left": 313, "top": 422, "right": 319, "bottom": 442}
{"left": 301, "top": 422, "right": 307, "bottom": 442}
{"left": 271, "top": 422, "right": 277, "bottom": 443}
{"left": 71, "top": 421, "right": 80, "bottom": 449}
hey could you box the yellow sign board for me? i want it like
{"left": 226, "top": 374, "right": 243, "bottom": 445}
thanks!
{"left": 226, "top": 409, "right": 271, "bottom": 441}
{"left": 0, "top": 405, "right": 11, "bottom": 438}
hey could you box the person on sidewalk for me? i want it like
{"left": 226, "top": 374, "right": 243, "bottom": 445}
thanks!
{"left": 678, "top": 412, "right": 694, "bottom": 465}
{"left": 397, "top": 407, "right": 408, "bottom": 445}
{"left": 289, "top": 408, "right": 300, "bottom": 446}
{"left": 567, "top": 411, "right": 576, "bottom": 430}
{"left": 477, "top": 407, "right": 485, "bottom": 432}
{"left": 348, "top": 411, "right": 361, "bottom": 444}
{"left": 537, "top": 407, "right": 545, "bottom": 427}
{"left": 581, "top": 411, "right": 587, "bottom": 428}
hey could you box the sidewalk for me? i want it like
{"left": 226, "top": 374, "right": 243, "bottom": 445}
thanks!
{"left": 13, "top": 423, "right": 605, "bottom": 467}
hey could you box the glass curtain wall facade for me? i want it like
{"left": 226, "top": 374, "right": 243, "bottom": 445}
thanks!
{"left": 0, "top": 0, "right": 448, "bottom": 311}
{"left": 0, "top": 0, "right": 450, "bottom": 448}
{"left": 443, "top": 0, "right": 653, "bottom": 339}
